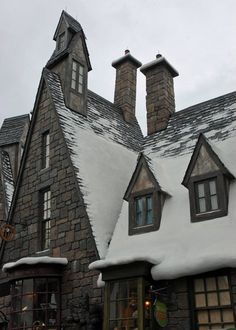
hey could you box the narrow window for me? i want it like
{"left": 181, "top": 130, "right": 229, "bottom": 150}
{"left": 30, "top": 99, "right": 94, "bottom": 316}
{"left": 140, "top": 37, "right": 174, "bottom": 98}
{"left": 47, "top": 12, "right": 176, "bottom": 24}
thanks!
{"left": 40, "top": 189, "right": 51, "bottom": 250}
{"left": 71, "top": 60, "right": 84, "bottom": 94}
{"left": 57, "top": 32, "right": 65, "bottom": 50}
{"left": 195, "top": 178, "right": 219, "bottom": 214}
{"left": 134, "top": 195, "right": 153, "bottom": 227}
{"left": 193, "top": 275, "right": 235, "bottom": 329}
{"left": 42, "top": 131, "right": 50, "bottom": 169}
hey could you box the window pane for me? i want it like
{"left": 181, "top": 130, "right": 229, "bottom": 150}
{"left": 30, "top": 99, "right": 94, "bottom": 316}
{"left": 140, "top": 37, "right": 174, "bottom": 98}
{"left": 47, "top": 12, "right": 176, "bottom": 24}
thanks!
{"left": 195, "top": 294, "right": 206, "bottom": 307}
{"left": 218, "top": 276, "right": 229, "bottom": 290}
{"left": 219, "top": 291, "right": 231, "bottom": 306}
{"left": 72, "top": 61, "right": 77, "bottom": 70}
{"left": 198, "top": 310, "right": 208, "bottom": 324}
{"left": 79, "top": 75, "right": 83, "bottom": 84}
{"left": 197, "top": 183, "right": 205, "bottom": 198}
{"left": 199, "top": 197, "right": 206, "bottom": 212}
{"left": 222, "top": 309, "right": 234, "bottom": 322}
{"left": 71, "top": 79, "right": 76, "bottom": 89}
{"left": 194, "top": 279, "right": 204, "bottom": 292}
{"left": 209, "top": 310, "right": 221, "bottom": 323}
{"left": 79, "top": 65, "right": 84, "bottom": 74}
{"left": 135, "top": 198, "right": 143, "bottom": 226}
{"left": 210, "top": 195, "right": 218, "bottom": 210}
{"left": 146, "top": 196, "right": 153, "bottom": 225}
{"left": 78, "top": 84, "right": 83, "bottom": 94}
{"left": 72, "top": 71, "right": 76, "bottom": 79}
{"left": 207, "top": 292, "right": 218, "bottom": 306}
{"left": 209, "top": 180, "right": 216, "bottom": 195}
{"left": 206, "top": 277, "right": 216, "bottom": 291}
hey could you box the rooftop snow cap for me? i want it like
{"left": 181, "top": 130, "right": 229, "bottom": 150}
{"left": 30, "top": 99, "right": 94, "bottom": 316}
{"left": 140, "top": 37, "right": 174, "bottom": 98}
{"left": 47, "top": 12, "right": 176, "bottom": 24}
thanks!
{"left": 112, "top": 50, "right": 142, "bottom": 124}
{"left": 140, "top": 54, "right": 179, "bottom": 135}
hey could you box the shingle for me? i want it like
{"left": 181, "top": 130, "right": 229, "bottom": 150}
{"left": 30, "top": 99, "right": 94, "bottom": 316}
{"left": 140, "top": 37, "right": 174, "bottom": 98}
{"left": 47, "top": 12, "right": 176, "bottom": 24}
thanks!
{"left": 0, "top": 114, "right": 29, "bottom": 147}
{"left": 144, "top": 91, "right": 236, "bottom": 158}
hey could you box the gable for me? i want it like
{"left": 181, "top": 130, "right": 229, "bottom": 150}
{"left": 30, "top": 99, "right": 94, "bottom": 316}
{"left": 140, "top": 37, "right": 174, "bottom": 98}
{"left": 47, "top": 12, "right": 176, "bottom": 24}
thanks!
{"left": 191, "top": 144, "right": 219, "bottom": 177}
{"left": 131, "top": 166, "right": 155, "bottom": 194}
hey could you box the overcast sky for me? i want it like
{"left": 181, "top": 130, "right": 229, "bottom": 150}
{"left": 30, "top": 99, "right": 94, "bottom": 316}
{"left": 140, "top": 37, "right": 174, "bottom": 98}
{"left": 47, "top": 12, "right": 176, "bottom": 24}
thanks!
{"left": 0, "top": 0, "right": 236, "bottom": 134}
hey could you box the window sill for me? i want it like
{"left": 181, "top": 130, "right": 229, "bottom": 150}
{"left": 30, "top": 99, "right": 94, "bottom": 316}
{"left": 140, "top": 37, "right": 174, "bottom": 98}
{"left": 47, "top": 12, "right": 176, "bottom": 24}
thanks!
{"left": 191, "top": 209, "right": 228, "bottom": 222}
{"left": 36, "top": 249, "right": 50, "bottom": 256}
{"left": 129, "top": 222, "right": 160, "bottom": 235}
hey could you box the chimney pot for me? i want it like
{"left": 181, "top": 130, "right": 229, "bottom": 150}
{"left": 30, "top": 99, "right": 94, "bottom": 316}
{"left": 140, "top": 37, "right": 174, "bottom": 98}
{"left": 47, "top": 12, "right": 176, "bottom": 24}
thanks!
{"left": 125, "top": 49, "right": 130, "bottom": 55}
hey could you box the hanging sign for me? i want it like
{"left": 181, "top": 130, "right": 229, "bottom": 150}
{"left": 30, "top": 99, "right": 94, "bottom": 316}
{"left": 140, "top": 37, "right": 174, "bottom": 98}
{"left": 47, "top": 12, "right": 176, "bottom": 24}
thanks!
{"left": 154, "top": 300, "right": 168, "bottom": 327}
{"left": 0, "top": 224, "right": 16, "bottom": 241}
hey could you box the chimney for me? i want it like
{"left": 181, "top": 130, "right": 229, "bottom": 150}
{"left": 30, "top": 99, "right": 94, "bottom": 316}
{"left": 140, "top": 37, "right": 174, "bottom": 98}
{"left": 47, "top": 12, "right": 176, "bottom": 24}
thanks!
{"left": 112, "top": 50, "right": 142, "bottom": 124}
{"left": 140, "top": 54, "right": 179, "bottom": 135}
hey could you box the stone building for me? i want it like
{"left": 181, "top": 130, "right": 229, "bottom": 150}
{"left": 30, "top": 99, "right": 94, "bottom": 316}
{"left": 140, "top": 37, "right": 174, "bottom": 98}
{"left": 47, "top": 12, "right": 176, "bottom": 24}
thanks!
{"left": 1, "top": 9, "right": 236, "bottom": 330}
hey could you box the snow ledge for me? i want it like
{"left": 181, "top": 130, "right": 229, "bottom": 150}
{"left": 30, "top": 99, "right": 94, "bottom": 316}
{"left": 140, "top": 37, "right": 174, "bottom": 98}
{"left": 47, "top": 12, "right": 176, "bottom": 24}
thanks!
{"left": 3, "top": 256, "right": 68, "bottom": 272}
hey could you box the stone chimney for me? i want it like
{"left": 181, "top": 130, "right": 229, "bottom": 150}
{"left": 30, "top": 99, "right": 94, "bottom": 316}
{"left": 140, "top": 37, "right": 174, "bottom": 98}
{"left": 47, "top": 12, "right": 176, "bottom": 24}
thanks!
{"left": 140, "top": 54, "right": 179, "bottom": 135}
{"left": 112, "top": 50, "right": 142, "bottom": 124}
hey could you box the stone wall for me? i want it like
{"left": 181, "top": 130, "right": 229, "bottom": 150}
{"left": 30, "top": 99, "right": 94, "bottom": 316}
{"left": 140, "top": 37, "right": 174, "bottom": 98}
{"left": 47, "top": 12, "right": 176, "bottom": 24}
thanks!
{"left": 0, "top": 81, "right": 103, "bottom": 328}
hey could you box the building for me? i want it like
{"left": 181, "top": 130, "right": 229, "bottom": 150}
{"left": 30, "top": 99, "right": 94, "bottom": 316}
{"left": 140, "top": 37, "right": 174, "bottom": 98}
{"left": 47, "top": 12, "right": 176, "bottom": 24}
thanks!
{"left": 1, "top": 10, "right": 236, "bottom": 330}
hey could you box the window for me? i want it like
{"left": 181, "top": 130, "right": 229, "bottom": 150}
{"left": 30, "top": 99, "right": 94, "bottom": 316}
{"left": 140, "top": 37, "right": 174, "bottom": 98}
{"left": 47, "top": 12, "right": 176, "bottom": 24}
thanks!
{"left": 57, "top": 32, "right": 65, "bottom": 51}
{"left": 195, "top": 178, "right": 219, "bottom": 214}
{"left": 42, "top": 132, "right": 50, "bottom": 169}
{"left": 40, "top": 189, "right": 51, "bottom": 250}
{"left": 193, "top": 275, "right": 235, "bottom": 329}
{"left": 71, "top": 60, "right": 84, "bottom": 94}
{"left": 189, "top": 173, "right": 229, "bottom": 222}
{"left": 129, "top": 190, "right": 163, "bottom": 235}
{"left": 10, "top": 277, "right": 60, "bottom": 329}
{"left": 135, "top": 195, "right": 153, "bottom": 227}
{"left": 105, "top": 278, "right": 162, "bottom": 330}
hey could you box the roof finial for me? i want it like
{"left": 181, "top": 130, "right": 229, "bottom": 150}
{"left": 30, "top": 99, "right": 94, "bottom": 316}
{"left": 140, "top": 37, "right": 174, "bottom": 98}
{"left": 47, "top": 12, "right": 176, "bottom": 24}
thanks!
{"left": 125, "top": 49, "right": 130, "bottom": 55}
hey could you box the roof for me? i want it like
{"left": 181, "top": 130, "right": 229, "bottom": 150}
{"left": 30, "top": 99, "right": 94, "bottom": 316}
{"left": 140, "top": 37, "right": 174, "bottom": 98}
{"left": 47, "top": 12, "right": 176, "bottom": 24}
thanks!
{"left": 0, "top": 150, "right": 14, "bottom": 212}
{"left": 53, "top": 10, "right": 82, "bottom": 41}
{"left": 0, "top": 114, "right": 29, "bottom": 146}
{"left": 43, "top": 68, "right": 143, "bottom": 258}
{"left": 90, "top": 91, "right": 236, "bottom": 280}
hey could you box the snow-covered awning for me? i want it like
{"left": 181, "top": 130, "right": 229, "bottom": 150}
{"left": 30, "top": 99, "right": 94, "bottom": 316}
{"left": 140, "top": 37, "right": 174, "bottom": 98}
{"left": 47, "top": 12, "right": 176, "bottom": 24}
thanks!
{"left": 3, "top": 256, "right": 68, "bottom": 272}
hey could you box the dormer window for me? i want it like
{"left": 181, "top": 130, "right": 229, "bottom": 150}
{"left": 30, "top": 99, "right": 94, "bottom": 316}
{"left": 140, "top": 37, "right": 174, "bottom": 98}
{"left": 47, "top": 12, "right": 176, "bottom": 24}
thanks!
{"left": 71, "top": 60, "right": 84, "bottom": 94}
{"left": 182, "top": 134, "right": 234, "bottom": 222}
{"left": 124, "top": 154, "right": 168, "bottom": 236}
{"left": 57, "top": 32, "right": 65, "bottom": 51}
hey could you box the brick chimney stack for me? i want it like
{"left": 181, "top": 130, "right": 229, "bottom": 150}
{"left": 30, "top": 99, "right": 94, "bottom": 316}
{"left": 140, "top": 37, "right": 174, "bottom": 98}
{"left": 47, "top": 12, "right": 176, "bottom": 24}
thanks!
{"left": 140, "top": 54, "right": 179, "bottom": 135}
{"left": 112, "top": 50, "right": 142, "bottom": 124}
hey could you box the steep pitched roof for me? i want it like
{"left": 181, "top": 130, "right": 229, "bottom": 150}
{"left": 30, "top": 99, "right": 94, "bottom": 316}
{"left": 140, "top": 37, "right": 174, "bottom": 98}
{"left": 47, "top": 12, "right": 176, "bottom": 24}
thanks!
{"left": 91, "top": 91, "right": 236, "bottom": 280}
{"left": 53, "top": 10, "right": 82, "bottom": 40}
{"left": 43, "top": 69, "right": 143, "bottom": 258}
{"left": 0, "top": 114, "right": 29, "bottom": 147}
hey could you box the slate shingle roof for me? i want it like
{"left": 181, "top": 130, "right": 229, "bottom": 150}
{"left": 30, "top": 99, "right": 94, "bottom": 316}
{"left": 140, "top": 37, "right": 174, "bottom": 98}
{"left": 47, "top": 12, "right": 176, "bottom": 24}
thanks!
{"left": 0, "top": 150, "right": 14, "bottom": 211}
{"left": 0, "top": 114, "right": 29, "bottom": 147}
{"left": 144, "top": 91, "right": 236, "bottom": 158}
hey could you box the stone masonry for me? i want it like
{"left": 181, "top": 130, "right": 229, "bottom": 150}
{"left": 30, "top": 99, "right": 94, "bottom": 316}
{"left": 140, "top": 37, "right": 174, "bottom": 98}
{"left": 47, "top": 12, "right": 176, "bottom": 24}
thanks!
{"left": 0, "top": 82, "right": 103, "bottom": 328}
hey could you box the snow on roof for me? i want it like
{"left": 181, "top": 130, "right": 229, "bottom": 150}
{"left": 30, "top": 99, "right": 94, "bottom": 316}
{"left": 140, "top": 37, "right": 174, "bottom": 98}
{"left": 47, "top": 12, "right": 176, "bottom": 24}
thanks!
{"left": 3, "top": 256, "right": 68, "bottom": 272}
{"left": 90, "top": 92, "right": 236, "bottom": 280}
{"left": 0, "top": 150, "right": 14, "bottom": 211}
{"left": 44, "top": 69, "right": 142, "bottom": 258}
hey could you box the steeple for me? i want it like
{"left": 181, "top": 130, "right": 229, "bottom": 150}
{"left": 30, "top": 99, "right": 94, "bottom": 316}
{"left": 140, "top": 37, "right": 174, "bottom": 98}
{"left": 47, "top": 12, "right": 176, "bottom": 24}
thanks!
{"left": 46, "top": 11, "right": 92, "bottom": 116}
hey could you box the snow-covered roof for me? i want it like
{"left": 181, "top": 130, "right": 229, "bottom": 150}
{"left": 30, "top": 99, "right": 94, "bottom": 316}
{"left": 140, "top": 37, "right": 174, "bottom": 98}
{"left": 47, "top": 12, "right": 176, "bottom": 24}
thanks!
{"left": 3, "top": 256, "right": 68, "bottom": 272}
{"left": 90, "top": 91, "right": 236, "bottom": 280}
{"left": 44, "top": 69, "right": 143, "bottom": 258}
{"left": 0, "top": 150, "right": 14, "bottom": 212}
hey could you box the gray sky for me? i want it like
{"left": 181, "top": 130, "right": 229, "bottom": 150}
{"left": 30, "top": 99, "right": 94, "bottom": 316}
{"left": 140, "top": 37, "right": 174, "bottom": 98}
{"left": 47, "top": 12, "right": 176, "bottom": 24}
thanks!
{"left": 0, "top": 0, "right": 236, "bottom": 134}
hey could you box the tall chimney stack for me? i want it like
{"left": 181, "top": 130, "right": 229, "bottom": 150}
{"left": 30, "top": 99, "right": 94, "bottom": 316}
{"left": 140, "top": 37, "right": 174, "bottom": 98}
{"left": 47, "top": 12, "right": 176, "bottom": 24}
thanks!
{"left": 140, "top": 54, "right": 179, "bottom": 135}
{"left": 112, "top": 50, "right": 142, "bottom": 124}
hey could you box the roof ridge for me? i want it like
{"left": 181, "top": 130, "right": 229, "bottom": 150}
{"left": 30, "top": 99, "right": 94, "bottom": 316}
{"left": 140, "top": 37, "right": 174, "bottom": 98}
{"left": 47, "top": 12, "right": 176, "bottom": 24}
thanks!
{"left": 176, "top": 90, "right": 236, "bottom": 116}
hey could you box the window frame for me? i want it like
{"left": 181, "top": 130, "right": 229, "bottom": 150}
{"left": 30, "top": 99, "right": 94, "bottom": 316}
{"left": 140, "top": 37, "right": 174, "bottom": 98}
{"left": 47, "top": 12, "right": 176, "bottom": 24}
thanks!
{"left": 41, "top": 131, "right": 50, "bottom": 170}
{"left": 70, "top": 59, "right": 84, "bottom": 95}
{"left": 189, "top": 171, "right": 229, "bottom": 222}
{"left": 39, "top": 188, "right": 51, "bottom": 251}
{"left": 190, "top": 271, "right": 236, "bottom": 330}
{"left": 129, "top": 188, "right": 162, "bottom": 235}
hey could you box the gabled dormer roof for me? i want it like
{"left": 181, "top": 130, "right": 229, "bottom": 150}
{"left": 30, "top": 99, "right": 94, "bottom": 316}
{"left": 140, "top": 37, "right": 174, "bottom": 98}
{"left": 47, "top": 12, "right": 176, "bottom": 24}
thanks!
{"left": 46, "top": 11, "right": 92, "bottom": 71}
{"left": 124, "top": 153, "right": 171, "bottom": 200}
{"left": 182, "top": 133, "right": 234, "bottom": 187}
{"left": 53, "top": 10, "right": 82, "bottom": 40}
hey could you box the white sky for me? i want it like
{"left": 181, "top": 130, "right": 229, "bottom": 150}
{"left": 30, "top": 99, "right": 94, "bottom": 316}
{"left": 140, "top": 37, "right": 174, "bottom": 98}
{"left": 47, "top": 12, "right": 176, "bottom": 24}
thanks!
{"left": 0, "top": 0, "right": 236, "bottom": 134}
